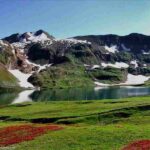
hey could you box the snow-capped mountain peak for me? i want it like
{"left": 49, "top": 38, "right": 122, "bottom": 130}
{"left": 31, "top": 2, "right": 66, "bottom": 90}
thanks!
{"left": 18, "top": 30, "right": 55, "bottom": 43}
{"left": 19, "top": 32, "right": 49, "bottom": 43}
{"left": 3, "top": 30, "right": 55, "bottom": 44}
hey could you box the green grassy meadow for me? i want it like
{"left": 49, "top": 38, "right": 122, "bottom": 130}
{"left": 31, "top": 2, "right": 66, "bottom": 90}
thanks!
{"left": 0, "top": 96, "right": 149, "bottom": 150}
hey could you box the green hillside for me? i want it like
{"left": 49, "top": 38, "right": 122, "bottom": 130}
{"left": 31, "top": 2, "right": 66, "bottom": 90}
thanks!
{"left": 0, "top": 64, "right": 18, "bottom": 88}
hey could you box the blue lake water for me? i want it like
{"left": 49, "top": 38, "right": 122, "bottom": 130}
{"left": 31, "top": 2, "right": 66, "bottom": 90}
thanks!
{"left": 0, "top": 86, "right": 150, "bottom": 105}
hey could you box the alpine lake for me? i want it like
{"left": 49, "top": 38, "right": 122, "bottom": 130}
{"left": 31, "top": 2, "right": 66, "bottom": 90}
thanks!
{"left": 0, "top": 86, "right": 150, "bottom": 105}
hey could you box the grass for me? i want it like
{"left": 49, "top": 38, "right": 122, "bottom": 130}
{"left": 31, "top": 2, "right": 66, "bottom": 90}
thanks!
{"left": 89, "top": 67, "right": 127, "bottom": 84}
{"left": 0, "top": 96, "right": 149, "bottom": 149}
{"left": 29, "top": 63, "right": 94, "bottom": 89}
{"left": 0, "top": 64, "right": 18, "bottom": 88}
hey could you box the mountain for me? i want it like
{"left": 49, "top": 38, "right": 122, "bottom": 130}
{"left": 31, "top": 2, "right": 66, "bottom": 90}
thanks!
{"left": 0, "top": 30, "right": 150, "bottom": 89}
{"left": 3, "top": 30, "right": 54, "bottom": 43}
{"left": 74, "top": 33, "right": 150, "bottom": 54}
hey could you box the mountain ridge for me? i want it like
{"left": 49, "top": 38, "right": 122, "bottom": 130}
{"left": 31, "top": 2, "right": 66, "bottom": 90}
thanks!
{"left": 0, "top": 30, "right": 150, "bottom": 89}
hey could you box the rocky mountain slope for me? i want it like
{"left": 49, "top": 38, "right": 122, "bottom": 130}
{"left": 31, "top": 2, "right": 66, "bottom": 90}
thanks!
{"left": 0, "top": 30, "right": 150, "bottom": 89}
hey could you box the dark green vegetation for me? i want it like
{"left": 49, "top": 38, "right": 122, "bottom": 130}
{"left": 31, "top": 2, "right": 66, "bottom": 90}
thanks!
{"left": 28, "top": 63, "right": 94, "bottom": 88}
{"left": 0, "top": 96, "right": 149, "bottom": 149}
{"left": 116, "top": 52, "right": 133, "bottom": 63}
{"left": 128, "top": 66, "right": 150, "bottom": 76}
{"left": 89, "top": 67, "right": 127, "bottom": 84}
{"left": 28, "top": 43, "right": 129, "bottom": 88}
{"left": 137, "top": 54, "right": 150, "bottom": 64}
{"left": 29, "top": 64, "right": 128, "bottom": 88}
{"left": 25, "top": 39, "right": 133, "bottom": 88}
{"left": 26, "top": 40, "right": 150, "bottom": 88}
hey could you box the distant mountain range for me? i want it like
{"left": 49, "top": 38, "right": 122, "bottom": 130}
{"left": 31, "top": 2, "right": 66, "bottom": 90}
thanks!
{"left": 0, "top": 30, "right": 150, "bottom": 89}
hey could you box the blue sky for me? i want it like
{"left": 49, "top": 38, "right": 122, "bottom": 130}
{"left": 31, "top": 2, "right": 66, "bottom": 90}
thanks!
{"left": 0, "top": 0, "right": 150, "bottom": 38}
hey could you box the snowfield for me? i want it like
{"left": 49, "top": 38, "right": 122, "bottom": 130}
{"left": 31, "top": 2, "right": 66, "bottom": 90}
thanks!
{"left": 19, "top": 32, "right": 50, "bottom": 43}
{"left": 94, "top": 82, "right": 109, "bottom": 86}
{"left": 25, "top": 59, "right": 52, "bottom": 72}
{"left": 60, "top": 38, "right": 91, "bottom": 44}
{"left": 85, "top": 62, "right": 129, "bottom": 69}
{"left": 94, "top": 74, "right": 150, "bottom": 87}
{"left": 121, "top": 44, "right": 130, "bottom": 51}
{"left": 142, "top": 50, "right": 150, "bottom": 55}
{"left": 104, "top": 45, "right": 118, "bottom": 53}
{"left": 25, "top": 32, "right": 50, "bottom": 43}
{"left": 0, "top": 40, "right": 8, "bottom": 47}
{"left": 101, "top": 62, "right": 129, "bottom": 68}
{"left": 12, "top": 32, "right": 53, "bottom": 52}
{"left": 92, "top": 65, "right": 100, "bottom": 69}
{"left": 8, "top": 59, "right": 52, "bottom": 88}
{"left": 121, "top": 74, "right": 150, "bottom": 85}
{"left": 12, "top": 42, "right": 27, "bottom": 53}
{"left": 8, "top": 58, "right": 53, "bottom": 88}
{"left": 8, "top": 69, "right": 34, "bottom": 88}
{"left": 130, "top": 60, "right": 138, "bottom": 68}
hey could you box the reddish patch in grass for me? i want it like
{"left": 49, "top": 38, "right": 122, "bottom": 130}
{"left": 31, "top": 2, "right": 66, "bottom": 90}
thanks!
{"left": 122, "top": 140, "right": 150, "bottom": 150}
{"left": 0, "top": 124, "right": 63, "bottom": 147}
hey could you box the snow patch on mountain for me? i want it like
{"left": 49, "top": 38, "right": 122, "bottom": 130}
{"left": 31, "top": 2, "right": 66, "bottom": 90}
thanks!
{"left": 101, "top": 62, "right": 129, "bottom": 68}
{"left": 19, "top": 32, "right": 50, "bottom": 43}
{"left": 0, "top": 40, "right": 16, "bottom": 54}
{"left": 94, "top": 74, "right": 150, "bottom": 87}
{"left": 25, "top": 33, "right": 49, "bottom": 43}
{"left": 130, "top": 60, "right": 138, "bottom": 68}
{"left": 8, "top": 58, "right": 52, "bottom": 88}
{"left": 143, "top": 64, "right": 147, "bottom": 67}
{"left": 11, "top": 32, "right": 53, "bottom": 53}
{"left": 142, "top": 50, "right": 150, "bottom": 55}
{"left": 0, "top": 40, "right": 8, "bottom": 47}
{"left": 92, "top": 65, "right": 100, "bottom": 69}
{"left": 121, "top": 74, "right": 150, "bottom": 85}
{"left": 84, "top": 64, "right": 90, "bottom": 67}
{"left": 25, "top": 60, "right": 52, "bottom": 72}
{"left": 62, "top": 38, "right": 91, "bottom": 44}
{"left": 8, "top": 69, "right": 34, "bottom": 88}
{"left": 121, "top": 44, "right": 130, "bottom": 51}
{"left": 94, "top": 82, "right": 109, "bottom": 86}
{"left": 104, "top": 45, "right": 118, "bottom": 53}
{"left": 12, "top": 42, "right": 27, "bottom": 53}
{"left": 11, "top": 33, "right": 91, "bottom": 54}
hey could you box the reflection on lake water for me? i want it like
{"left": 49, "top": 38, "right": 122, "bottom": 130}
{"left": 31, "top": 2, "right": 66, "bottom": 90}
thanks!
{"left": 12, "top": 90, "right": 35, "bottom": 104}
{"left": 0, "top": 86, "right": 150, "bottom": 105}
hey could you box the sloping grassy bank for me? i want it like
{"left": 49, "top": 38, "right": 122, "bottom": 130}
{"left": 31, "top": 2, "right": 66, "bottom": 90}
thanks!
{"left": 0, "top": 64, "right": 18, "bottom": 88}
{"left": 0, "top": 96, "right": 149, "bottom": 150}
